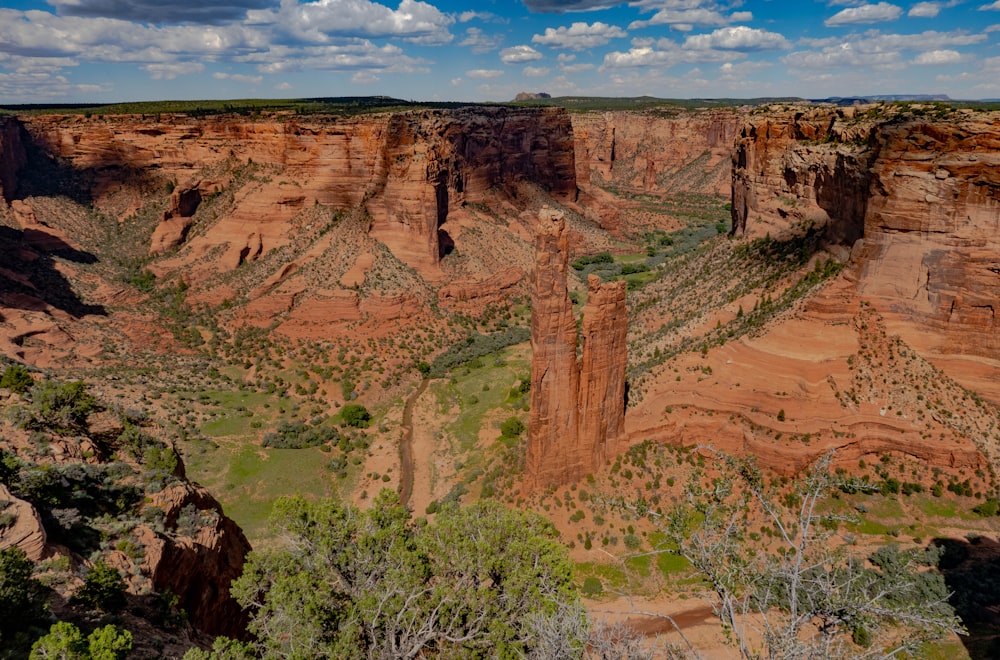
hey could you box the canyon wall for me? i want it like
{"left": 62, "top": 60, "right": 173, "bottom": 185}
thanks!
{"left": 732, "top": 106, "right": 1000, "bottom": 378}
{"left": 526, "top": 208, "right": 627, "bottom": 489}
{"left": 572, "top": 109, "right": 740, "bottom": 197}
{"left": 18, "top": 107, "right": 575, "bottom": 275}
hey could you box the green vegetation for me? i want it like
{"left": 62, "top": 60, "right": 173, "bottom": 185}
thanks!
{"left": 659, "top": 453, "right": 963, "bottom": 657}
{"left": 261, "top": 419, "right": 338, "bottom": 449}
{"left": 30, "top": 622, "right": 132, "bottom": 660}
{"left": 428, "top": 328, "right": 530, "bottom": 378}
{"left": 218, "top": 492, "right": 584, "bottom": 658}
{"left": 0, "top": 364, "right": 34, "bottom": 394}
{"left": 72, "top": 561, "right": 127, "bottom": 613}
{"left": 17, "top": 380, "right": 96, "bottom": 435}
{"left": 339, "top": 404, "right": 371, "bottom": 428}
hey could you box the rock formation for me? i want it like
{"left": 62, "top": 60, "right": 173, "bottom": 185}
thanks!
{"left": 0, "top": 116, "right": 27, "bottom": 205}
{"left": 18, "top": 107, "right": 576, "bottom": 277}
{"left": 526, "top": 208, "right": 627, "bottom": 489}
{"left": 731, "top": 105, "right": 1000, "bottom": 395}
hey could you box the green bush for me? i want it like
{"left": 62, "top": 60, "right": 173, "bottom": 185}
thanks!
{"left": 340, "top": 404, "right": 371, "bottom": 429}
{"left": 973, "top": 498, "right": 999, "bottom": 517}
{"left": 73, "top": 560, "right": 127, "bottom": 613}
{"left": 581, "top": 576, "right": 603, "bottom": 595}
{"left": 0, "top": 364, "right": 33, "bottom": 394}
{"left": 23, "top": 380, "right": 96, "bottom": 434}
{"left": 499, "top": 417, "right": 525, "bottom": 438}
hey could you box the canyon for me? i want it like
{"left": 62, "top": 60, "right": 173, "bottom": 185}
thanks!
{"left": 1, "top": 100, "right": 1000, "bottom": 653}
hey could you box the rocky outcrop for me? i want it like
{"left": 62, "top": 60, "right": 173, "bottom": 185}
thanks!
{"left": 149, "top": 183, "right": 201, "bottom": 255}
{"left": 526, "top": 208, "right": 627, "bottom": 489}
{"left": 731, "top": 105, "right": 1000, "bottom": 377}
{"left": 579, "top": 274, "right": 627, "bottom": 467}
{"left": 140, "top": 482, "right": 251, "bottom": 638}
{"left": 0, "top": 483, "right": 47, "bottom": 560}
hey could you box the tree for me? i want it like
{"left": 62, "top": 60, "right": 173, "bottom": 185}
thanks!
{"left": 339, "top": 404, "right": 371, "bottom": 428}
{"left": 29, "top": 623, "right": 132, "bottom": 660}
{"left": 229, "top": 491, "right": 584, "bottom": 658}
{"left": 72, "top": 560, "right": 126, "bottom": 613}
{"left": 657, "top": 452, "right": 963, "bottom": 658}
{"left": 23, "top": 380, "right": 96, "bottom": 434}
{"left": 0, "top": 547, "right": 46, "bottom": 641}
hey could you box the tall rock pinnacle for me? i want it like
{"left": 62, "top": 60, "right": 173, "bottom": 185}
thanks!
{"left": 526, "top": 207, "right": 627, "bottom": 489}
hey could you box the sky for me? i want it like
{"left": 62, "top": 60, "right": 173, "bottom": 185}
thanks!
{"left": 1, "top": 0, "right": 999, "bottom": 103}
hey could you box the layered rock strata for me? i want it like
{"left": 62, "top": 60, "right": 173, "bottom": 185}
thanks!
{"left": 731, "top": 105, "right": 1000, "bottom": 395}
{"left": 526, "top": 208, "right": 627, "bottom": 489}
{"left": 19, "top": 107, "right": 576, "bottom": 275}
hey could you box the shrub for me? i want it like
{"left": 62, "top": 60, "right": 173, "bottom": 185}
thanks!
{"left": 0, "top": 364, "right": 33, "bottom": 394}
{"left": 581, "top": 576, "right": 603, "bottom": 595}
{"left": 499, "top": 417, "right": 525, "bottom": 438}
{"left": 340, "top": 404, "right": 371, "bottom": 429}
{"left": 73, "top": 560, "right": 127, "bottom": 613}
{"left": 973, "top": 498, "right": 999, "bottom": 517}
{"left": 23, "top": 380, "right": 96, "bottom": 434}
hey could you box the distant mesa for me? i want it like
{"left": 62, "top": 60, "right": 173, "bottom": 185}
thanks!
{"left": 513, "top": 92, "right": 552, "bottom": 102}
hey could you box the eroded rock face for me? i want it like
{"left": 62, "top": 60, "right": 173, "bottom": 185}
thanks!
{"left": 141, "top": 482, "right": 251, "bottom": 638}
{"left": 20, "top": 107, "right": 576, "bottom": 277}
{"left": 526, "top": 209, "right": 627, "bottom": 489}
{"left": 573, "top": 110, "right": 740, "bottom": 197}
{"left": 732, "top": 106, "right": 1000, "bottom": 389}
{"left": 0, "top": 483, "right": 47, "bottom": 560}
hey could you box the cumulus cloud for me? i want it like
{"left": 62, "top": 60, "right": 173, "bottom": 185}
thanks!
{"left": 629, "top": 8, "right": 753, "bottom": 30}
{"left": 459, "top": 27, "right": 504, "bottom": 54}
{"left": 684, "top": 26, "right": 790, "bottom": 51}
{"left": 825, "top": 2, "right": 903, "bottom": 26}
{"left": 245, "top": 0, "right": 454, "bottom": 45}
{"left": 46, "top": 0, "right": 272, "bottom": 25}
{"left": 913, "top": 48, "right": 961, "bottom": 64}
{"left": 466, "top": 68, "right": 504, "bottom": 78}
{"left": 500, "top": 45, "right": 543, "bottom": 63}
{"left": 783, "top": 29, "right": 982, "bottom": 71}
{"left": 213, "top": 71, "right": 262, "bottom": 83}
{"left": 532, "top": 21, "right": 627, "bottom": 49}
{"left": 908, "top": 2, "right": 941, "bottom": 17}
{"left": 602, "top": 36, "right": 744, "bottom": 70}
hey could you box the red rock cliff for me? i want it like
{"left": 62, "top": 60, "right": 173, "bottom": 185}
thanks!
{"left": 19, "top": 107, "right": 576, "bottom": 276}
{"left": 732, "top": 105, "right": 1000, "bottom": 393}
{"left": 526, "top": 208, "right": 627, "bottom": 489}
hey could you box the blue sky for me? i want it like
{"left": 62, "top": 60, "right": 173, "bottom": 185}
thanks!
{"left": 1, "top": 0, "right": 999, "bottom": 103}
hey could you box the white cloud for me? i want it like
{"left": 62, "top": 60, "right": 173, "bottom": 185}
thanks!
{"left": 144, "top": 61, "right": 204, "bottom": 79}
{"left": 979, "top": 1, "right": 1000, "bottom": 9}
{"left": 601, "top": 36, "right": 744, "bottom": 70}
{"left": 500, "top": 45, "right": 543, "bottom": 63}
{"left": 908, "top": 2, "right": 941, "bottom": 17}
{"left": 459, "top": 27, "right": 503, "bottom": 54}
{"left": 275, "top": 81, "right": 292, "bottom": 90}
{"left": 913, "top": 48, "right": 961, "bottom": 64}
{"left": 466, "top": 68, "right": 504, "bottom": 78}
{"left": 784, "top": 28, "right": 984, "bottom": 71}
{"left": 825, "top": 2, "right": 903, "bottom": 26}
{"left": 245, "top": 0, "right": 454, "bottom": 45}
{"left": 684, "top": 26, "right": 790, "bottom": 51}
{"left": 630, "top": 9, "right": 753, "bottom": 30}
{"left": 560, "top": 62, "right": 594, "bottom": 72}
{"left": 351, "top": 71, "right": 379, "bottom": 83}
{"left": 531, "top": 22, "right": 627, "bottom": 50}
{"left": 214, "top": 71, "right": 262, "bottom": 83}
{"left": 523, "top": 65, "right": 550, "bottom": 76}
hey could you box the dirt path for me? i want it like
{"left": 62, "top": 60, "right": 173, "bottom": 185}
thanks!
{"left": 399, "top": 378, "right": 429, "bottom": 506}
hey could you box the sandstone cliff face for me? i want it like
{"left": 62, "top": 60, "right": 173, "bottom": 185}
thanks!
{"left": 572, "top": 110, "right": 740, "bottom": 197}
{"left": 526, "top": 209, "right": 627, "bottom": 489}
{"left": 732, "top": 106, "right": 1000, "bottom": 386}
{"left": 21, "top": 107, "right": 576, "bottom": 276}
